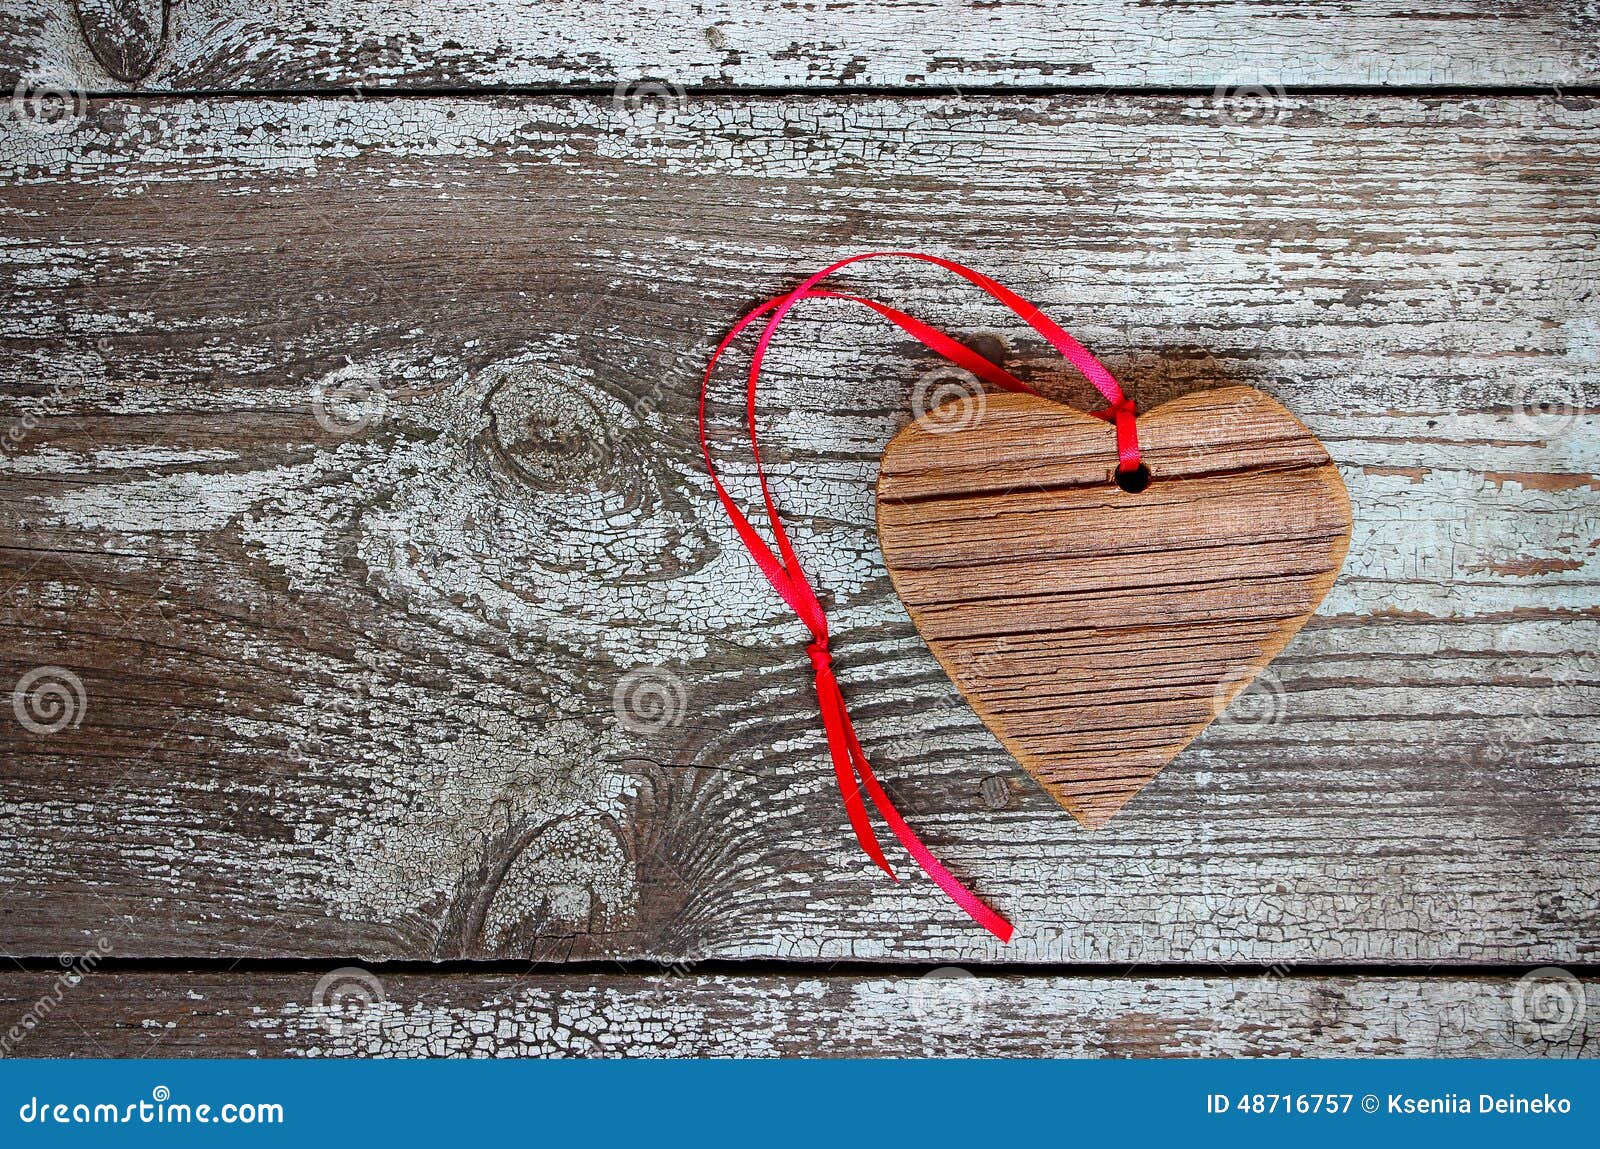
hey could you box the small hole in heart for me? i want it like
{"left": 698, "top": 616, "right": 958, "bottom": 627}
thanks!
{"left": 1114, "top": 463, "right": 1152, "bottom": 494}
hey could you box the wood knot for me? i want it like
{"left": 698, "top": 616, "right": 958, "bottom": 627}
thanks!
{"left": 476, "top": 358, "right": 708, "bottom": 580}
{"left": 485, "top": 363, "right": 622, "bottom": 493}
{"left": 980, "top": 774, "right": 1013, "bottom": 810}
{"left": 72, "top": 0, "right": 169, "bottom": 84}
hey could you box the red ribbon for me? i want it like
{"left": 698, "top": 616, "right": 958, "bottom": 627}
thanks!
{"left": 698, "top": 253, "right": 1141, "bottom": 942}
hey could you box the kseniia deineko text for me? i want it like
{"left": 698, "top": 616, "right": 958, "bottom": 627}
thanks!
{"left": 1388, "top": 1092, "right": 1572, "bottom": 1116}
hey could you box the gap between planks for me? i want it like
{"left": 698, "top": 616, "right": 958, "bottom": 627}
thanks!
{"left": 30, "top": 83, "right": 1600, "bottom": 102}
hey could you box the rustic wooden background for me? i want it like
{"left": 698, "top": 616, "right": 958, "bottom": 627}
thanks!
{"left": 0, "top": 0, "right": 1596, "bottom": 1057}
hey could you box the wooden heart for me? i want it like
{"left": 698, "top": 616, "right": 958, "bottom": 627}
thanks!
{"left": 877, "top": 385, "right": 1352, "bottom": 829}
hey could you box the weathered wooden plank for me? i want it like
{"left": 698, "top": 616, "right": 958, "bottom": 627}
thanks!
{"left": 1, "top": 0, "right": 1596, "bottom": 95}
{"left": 0, "top": 968, "right": 1593, "bottom": 1057}
{"left": 0, "top": 95, "right": 1597, "bottom": 965}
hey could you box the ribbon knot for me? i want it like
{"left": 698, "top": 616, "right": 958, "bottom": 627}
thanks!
{"left": 806, "top": 640, "right": 834, "bottom": 676}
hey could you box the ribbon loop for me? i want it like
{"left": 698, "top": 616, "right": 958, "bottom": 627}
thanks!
{"left": 699, "top": 253, "right": 1138, "bottom": 943}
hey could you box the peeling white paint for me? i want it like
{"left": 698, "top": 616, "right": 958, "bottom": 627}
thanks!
{"left": 1, "top": 92, "right": 1595, "bottom": 965}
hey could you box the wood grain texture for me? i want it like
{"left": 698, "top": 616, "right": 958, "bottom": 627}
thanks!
{"left": 0, "top": 95, "right": 1597, "bottom": 965}
{"left": 1, "top": 0, "right": 1597, "bottom": 93}
{"left": 878, "top": 387, "right": 1352, "bottom": 828}
{"left": 0, "top": 969, "right": 1592, "bottom": 1058}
